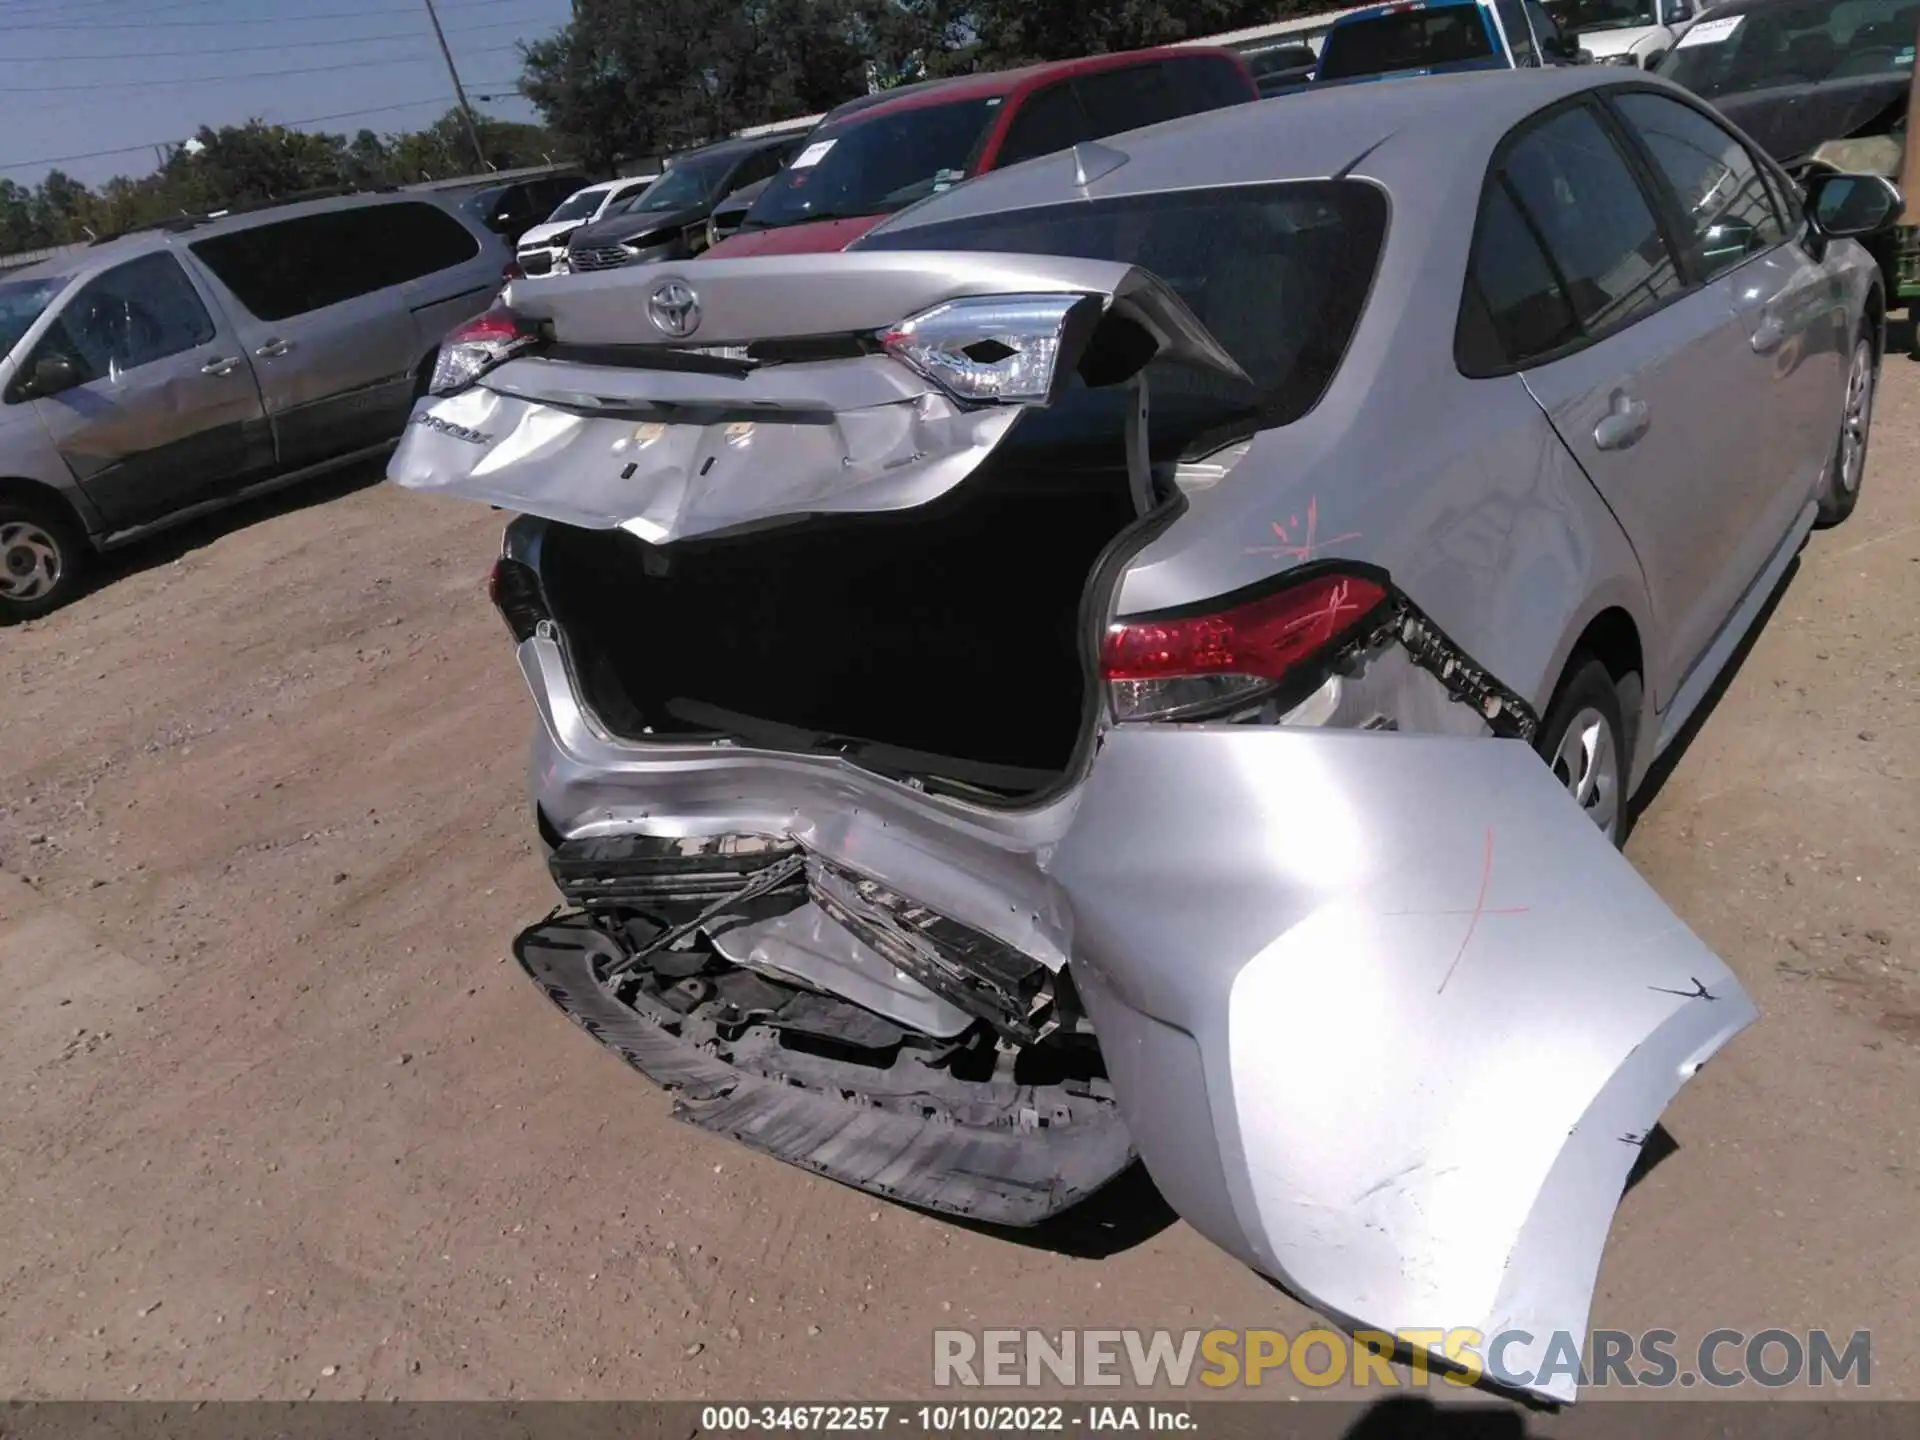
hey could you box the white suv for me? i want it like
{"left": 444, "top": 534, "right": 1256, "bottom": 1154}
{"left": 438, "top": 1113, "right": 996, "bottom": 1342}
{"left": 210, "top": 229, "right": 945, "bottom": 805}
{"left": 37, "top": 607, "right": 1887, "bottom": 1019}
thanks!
{"left": 514, "top": 177, "right": 661, "bottom": 277}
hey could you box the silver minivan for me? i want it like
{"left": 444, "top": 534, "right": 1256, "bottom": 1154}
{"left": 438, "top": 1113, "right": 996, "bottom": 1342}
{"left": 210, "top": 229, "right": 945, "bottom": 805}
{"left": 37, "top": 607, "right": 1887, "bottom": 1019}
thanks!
{"left": 0, "top": 191, "right": 508, "bottom": 621}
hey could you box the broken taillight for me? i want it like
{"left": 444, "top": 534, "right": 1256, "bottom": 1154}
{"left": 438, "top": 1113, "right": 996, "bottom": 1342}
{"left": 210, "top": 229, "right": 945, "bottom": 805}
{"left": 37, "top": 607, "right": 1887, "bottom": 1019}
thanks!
{"left": 1100, "top": 568, "right": 1389, "bottom": 723}
{"left": 881, "top": 293, "right": 1093, "bottom": 405}
{"left": 488, "top": 555, "right": 551, "bottom": 643}
{"left": 430, "top": 307, "right": 538, "bottom": 396}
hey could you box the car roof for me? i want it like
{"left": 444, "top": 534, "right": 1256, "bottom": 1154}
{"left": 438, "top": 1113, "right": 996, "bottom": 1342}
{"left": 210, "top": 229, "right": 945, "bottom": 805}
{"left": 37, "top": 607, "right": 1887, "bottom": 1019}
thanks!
{"left": 4, "top": 189, "right": 477, "bottom": 284}
{"left": 827, "top": 45, "right": 1246, "bottom": 124}
{"left": 870, "top": 67, "right": 1649, "bottom": 230}
{"left": 666, "top": 132, "right": 802, "bottom": 167}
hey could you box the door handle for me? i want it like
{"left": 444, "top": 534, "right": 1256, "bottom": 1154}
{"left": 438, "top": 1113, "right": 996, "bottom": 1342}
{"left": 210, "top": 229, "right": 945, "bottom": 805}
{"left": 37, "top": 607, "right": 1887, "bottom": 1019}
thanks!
{"left": 200, "top": 357, "right": 242, "bottom": 377}
{"left": 1751, "top": 311, "right": 1786, "bottom": 354}
{"left": 1593, "top": 390, "right": 1650, "bottom": 451}
{"left": 254, "top": 338, "right": 293, "bottom": 359}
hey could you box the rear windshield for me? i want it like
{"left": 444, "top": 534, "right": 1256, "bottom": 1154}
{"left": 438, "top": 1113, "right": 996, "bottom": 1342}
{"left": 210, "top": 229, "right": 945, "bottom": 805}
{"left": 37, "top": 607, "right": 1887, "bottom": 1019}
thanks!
{"left": 1657, "top": 0, "right": 1919, "bottom": 99}
{"left": 742, "top": 98, "right": 1001, "bottom": 231}
{"left": 547, "top": 187, "right": 611, "bottom": 224}
{"left": 1318, "top": 6, "right": 1499, "bottom": 78}
{"left": 856, "top": 180, "right": 1388, "bottom": 443}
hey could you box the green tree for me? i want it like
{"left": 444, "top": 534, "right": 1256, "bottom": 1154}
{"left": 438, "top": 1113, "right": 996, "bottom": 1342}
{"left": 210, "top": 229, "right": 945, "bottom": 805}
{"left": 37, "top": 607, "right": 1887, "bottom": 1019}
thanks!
{"left": 521, "top": 0, "right": 876, "bottom": 168}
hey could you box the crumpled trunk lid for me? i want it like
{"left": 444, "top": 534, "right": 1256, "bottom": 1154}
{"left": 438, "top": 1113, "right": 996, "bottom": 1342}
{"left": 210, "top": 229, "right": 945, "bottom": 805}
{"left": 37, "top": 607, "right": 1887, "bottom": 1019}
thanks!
{"left": 388, "top": 251, "right": 1243, "bottom": 544}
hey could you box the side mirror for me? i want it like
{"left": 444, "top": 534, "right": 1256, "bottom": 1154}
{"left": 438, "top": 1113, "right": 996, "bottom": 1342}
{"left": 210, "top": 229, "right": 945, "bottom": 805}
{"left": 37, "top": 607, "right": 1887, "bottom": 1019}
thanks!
{"left": 1806, "top": 171, "right": 1905, "bottom": 239}
{"left": 26, "top": 353, "right": 80, "bottom": 398}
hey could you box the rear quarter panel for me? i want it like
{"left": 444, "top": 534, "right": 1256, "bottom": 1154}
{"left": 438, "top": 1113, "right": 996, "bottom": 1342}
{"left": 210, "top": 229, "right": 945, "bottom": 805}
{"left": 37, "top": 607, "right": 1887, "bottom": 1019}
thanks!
{"left": 1108, "top": 140, "right": 1655, "bottom": 759}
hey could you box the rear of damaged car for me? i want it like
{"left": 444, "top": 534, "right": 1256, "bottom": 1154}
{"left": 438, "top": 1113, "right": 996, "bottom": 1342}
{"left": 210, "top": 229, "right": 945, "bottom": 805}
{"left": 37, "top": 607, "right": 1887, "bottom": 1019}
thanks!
{"left": 391, "top": 115, "right": 1757, "bottom": 1403}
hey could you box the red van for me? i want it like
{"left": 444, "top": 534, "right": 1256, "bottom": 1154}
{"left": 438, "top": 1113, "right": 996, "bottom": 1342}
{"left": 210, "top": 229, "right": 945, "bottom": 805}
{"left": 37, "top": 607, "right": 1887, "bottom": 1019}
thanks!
{"left": 705, "top": 46, "right": 1259, "bottom": 258}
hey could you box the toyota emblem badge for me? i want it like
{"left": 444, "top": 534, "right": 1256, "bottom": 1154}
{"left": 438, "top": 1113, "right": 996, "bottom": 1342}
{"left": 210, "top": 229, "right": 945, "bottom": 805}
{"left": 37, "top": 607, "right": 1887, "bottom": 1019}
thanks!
{"left": 648, "top": 280, "right": 701, "bottom": 339}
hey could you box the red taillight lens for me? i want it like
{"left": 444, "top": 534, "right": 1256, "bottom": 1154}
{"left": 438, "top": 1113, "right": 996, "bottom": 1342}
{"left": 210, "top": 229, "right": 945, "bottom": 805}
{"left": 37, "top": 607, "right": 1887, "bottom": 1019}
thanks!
{"left": 430, "top": 307, "right": 537, "bottom": 396}
{"left": 1101, "top": 569, "right": 1389, "bottom": 723}
{"left": 488, "top": 555, "right": 550, "bottom": 643}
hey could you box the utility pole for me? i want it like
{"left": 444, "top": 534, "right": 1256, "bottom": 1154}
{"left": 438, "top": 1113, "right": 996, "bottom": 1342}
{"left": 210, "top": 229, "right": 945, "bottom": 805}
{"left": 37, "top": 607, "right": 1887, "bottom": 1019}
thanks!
{"left": 421, "top": 0, "right": 489, "bottom": 171}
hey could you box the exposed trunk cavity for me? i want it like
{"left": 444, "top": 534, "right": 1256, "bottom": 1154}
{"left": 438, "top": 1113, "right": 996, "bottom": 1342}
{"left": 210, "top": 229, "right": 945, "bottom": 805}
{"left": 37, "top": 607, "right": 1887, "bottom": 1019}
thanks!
{"left": 539, "top": 430, "right": 1148, "bottom": 803}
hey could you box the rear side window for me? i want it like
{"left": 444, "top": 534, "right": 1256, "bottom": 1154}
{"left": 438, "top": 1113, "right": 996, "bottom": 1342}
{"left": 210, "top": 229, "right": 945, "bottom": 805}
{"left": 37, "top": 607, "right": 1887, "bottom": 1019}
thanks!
{"left": 1457, "top": 102, "right": 1683, "bottom": 372}
{"left": 1159, "top": 54, "right": 1261, "bottom": 110}
{"left": 1318, "top": 7, "right": 1498, "bottom": 79}
{"left": 1072, "top": 58, "right": 1251, "bottom": 140}
{"left": 191, "top": 201, "right": 480, "bottom": 322}
{"left": 996, "top": 82, "right": 1091, "bottom": 168}
{"left": 860, "top": 180, "right": 1388, "bottom": 435}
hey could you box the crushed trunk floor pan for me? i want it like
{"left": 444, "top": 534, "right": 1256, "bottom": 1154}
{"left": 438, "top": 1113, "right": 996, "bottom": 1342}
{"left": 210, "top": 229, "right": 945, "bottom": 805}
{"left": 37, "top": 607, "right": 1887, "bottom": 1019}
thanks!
{"left": 514, "top": 914, "right": 1135, "bottom": 1225}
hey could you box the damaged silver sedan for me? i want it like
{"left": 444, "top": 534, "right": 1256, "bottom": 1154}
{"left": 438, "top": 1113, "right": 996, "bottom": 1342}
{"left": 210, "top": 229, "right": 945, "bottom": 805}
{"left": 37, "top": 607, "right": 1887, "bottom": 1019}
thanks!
{"left": 390, "top": 69, "right": 1900, "bottom": 1402}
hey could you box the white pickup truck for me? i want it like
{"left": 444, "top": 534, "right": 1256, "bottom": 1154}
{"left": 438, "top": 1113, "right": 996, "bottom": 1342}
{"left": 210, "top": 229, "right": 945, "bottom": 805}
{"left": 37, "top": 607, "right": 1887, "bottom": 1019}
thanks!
{"left": 1544, "top": 0, "right": 1701, "bottom": 67}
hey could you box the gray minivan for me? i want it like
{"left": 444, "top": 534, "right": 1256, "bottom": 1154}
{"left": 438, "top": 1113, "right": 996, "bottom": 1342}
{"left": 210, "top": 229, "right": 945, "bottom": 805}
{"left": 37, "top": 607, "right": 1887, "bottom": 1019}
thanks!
{"left": 0, "top": 191, "right": 508, "bottom": 621}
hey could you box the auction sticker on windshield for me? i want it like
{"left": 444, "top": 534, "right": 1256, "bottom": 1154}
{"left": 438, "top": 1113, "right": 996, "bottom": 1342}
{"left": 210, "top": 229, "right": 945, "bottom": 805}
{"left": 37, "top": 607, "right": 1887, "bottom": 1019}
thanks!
{"left": 1677, "top": 14, "right": 1742, "bottom": 45}
{"left": 792, "top": 139, "right": 837, "bottom": 169}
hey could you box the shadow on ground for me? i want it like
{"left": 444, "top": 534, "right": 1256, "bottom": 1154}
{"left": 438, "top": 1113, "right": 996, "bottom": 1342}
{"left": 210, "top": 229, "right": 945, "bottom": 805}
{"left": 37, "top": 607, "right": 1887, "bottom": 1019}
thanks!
{"left": 932, "top": 1160, "right": 1181, "bottom": 1260}
{"left": 79, "top": 454, "right": 392, "bottom": 599}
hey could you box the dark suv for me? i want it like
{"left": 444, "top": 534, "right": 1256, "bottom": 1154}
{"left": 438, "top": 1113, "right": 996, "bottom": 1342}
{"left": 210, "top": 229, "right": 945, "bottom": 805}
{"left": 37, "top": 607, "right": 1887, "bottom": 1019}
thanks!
{"left": 562, "top": 134, "right": 804, "bottom": 273}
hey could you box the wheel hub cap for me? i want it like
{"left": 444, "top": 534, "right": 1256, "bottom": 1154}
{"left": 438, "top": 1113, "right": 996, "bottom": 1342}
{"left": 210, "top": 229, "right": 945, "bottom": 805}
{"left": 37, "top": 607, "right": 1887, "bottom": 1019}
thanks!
{"left": 1841, "top": 340, "right": 1873, "bottom": 495}
{"left": 1551, "top": 705, "right": 1619, "bottom": 837}
{"left": 0, "top": 521, "right": 62, "bottom": 602}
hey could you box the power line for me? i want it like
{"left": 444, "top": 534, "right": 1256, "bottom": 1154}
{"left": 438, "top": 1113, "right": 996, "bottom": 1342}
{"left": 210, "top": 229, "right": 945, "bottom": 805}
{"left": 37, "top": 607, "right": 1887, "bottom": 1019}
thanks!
{"left": 0, "top": 96, "right": 468, "bottom": 174}
{"left": 0, "top": 0, "right": 522, "bottom": 15}
{"left": 0, "top": 45, "right": 519, "bottom": 92}
{"left": 0, "top": 14, "right": 553, "bottom": 61}
{"left": 0, "top": 0, "right": 546, "bottom": 32}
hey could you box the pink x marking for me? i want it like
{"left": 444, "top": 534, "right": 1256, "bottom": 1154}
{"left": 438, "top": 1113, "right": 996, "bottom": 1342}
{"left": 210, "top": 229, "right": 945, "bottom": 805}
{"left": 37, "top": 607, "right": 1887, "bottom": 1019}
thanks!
{"left": 1387, "top": 829, "right": 1530, "bottom": 994}
{"left": 1249, "top": 496, "right": 1362, "bottom": 563}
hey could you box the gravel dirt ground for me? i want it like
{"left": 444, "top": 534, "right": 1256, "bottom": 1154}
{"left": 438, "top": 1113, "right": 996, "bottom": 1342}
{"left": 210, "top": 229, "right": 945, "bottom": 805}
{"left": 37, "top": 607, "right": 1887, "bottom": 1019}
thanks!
{"left": 1, "top": 358, "right": 1917, "bottom": 1417}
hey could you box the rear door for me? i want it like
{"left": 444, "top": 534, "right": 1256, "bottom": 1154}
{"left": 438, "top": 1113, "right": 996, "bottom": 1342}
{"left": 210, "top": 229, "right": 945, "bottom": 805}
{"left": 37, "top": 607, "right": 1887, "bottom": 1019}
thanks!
{"left": 190, "top": 202, "right": 484, "bottom": 471}
{"left": 19, "top": 251, "right": 271, "bottom": 530}
{"left": 1477, "top": 98, "right": 1757, "bottom": 711}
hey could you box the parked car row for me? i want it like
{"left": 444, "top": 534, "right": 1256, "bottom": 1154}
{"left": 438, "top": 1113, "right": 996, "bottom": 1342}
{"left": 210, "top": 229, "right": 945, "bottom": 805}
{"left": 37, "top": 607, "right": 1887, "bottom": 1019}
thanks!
{"left": 393, "top": 63, "right": 1903, "bottom": 1409}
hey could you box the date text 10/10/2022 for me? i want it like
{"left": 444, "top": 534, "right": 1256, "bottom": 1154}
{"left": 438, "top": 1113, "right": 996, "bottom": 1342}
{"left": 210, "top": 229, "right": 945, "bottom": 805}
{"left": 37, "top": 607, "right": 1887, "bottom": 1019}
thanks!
{"left": 699, "top": 1406, "right": 1197, "bottom": 1431}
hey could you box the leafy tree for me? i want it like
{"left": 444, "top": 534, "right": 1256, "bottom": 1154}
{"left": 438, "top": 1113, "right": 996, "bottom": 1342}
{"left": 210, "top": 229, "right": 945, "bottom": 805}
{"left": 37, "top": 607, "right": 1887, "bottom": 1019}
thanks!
{"left": 0, "top": 109, "right": 575, "bottom": 256}
{"left": 521, "top": 0, "right": 879, "bottom": 168}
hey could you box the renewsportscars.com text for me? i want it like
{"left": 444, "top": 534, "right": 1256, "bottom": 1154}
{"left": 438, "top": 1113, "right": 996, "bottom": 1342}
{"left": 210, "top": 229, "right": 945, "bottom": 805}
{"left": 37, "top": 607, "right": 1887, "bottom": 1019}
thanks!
{"left": 932, "top": 1328, "right": 1872, "bottom": 1391}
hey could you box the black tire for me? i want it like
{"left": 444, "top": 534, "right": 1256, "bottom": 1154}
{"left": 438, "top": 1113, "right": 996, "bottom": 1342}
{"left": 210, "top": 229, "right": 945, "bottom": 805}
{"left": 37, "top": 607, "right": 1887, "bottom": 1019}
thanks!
{"left": 1816, "top": 326, "right": 1876, "bottom": 528}
{"left": 1534, "top": 655, "right": 1632, "bottom": 849}
{"left": 0, "top": 495, "right": 87, "bottom": 625}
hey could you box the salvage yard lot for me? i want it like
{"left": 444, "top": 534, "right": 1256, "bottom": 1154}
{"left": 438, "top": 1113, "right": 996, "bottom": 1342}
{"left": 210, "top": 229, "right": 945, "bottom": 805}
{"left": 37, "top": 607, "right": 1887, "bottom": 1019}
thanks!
{"left": 1, "top": 362, "right": 1918, "bottom": 1409}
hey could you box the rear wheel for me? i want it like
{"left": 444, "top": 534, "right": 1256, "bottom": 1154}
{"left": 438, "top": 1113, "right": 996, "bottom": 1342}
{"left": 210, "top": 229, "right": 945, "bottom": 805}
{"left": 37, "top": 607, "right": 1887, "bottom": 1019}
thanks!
{"left": 0, "top": 496, "right": 86, "bottom": 624}
{"left": 1816, "top": 330, "right": 1875, "bottom": 528}
{"left": 1534, "top": 656, "right": 1630, "bottom": 848}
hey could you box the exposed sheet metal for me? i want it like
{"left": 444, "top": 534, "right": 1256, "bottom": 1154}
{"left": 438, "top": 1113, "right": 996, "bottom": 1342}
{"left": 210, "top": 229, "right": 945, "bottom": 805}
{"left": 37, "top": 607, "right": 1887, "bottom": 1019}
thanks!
{"left": 708, "top": 900, "right": 976, "bottom": 1040}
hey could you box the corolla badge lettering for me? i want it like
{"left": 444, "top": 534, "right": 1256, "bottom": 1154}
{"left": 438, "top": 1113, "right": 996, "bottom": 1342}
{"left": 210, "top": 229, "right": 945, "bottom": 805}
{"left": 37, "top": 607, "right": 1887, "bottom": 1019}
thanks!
{"left": 411, "top": 412, "right": 493, "bottom": 445}
{"left": 648, "top": 280, "right": 701, "bottom": 339}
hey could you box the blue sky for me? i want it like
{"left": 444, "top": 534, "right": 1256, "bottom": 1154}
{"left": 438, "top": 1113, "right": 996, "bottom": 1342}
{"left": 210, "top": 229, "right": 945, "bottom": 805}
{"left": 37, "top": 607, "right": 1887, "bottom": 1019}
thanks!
{"left": 0, "top": 0, "right": 575, "bottom": 188}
